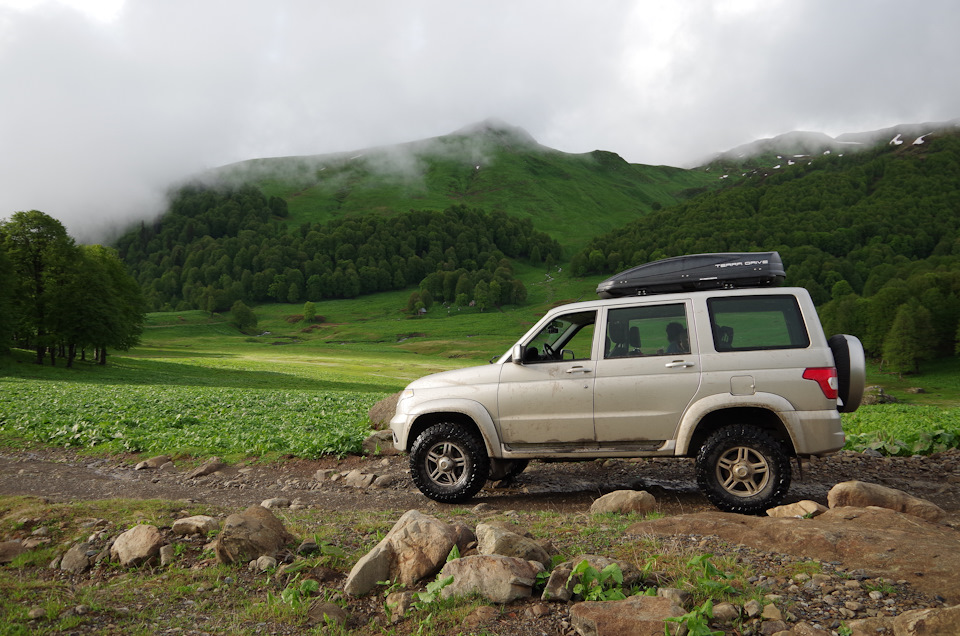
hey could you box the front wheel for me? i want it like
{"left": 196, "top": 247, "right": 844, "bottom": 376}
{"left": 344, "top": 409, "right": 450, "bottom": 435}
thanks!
{"left": 695, "top": 424, "right": 791, "bottom": 515}
{"left": 409, "top": 422, "right": 490, "bottom": 503}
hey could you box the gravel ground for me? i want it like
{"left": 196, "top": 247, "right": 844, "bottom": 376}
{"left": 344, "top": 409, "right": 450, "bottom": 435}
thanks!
{"left": 1, "top": 445, "right": 958, "bottom": 635}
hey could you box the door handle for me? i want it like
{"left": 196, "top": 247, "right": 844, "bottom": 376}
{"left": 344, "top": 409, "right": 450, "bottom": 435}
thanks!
{"left": 565, "top": 366, "right": 593, "bottom": 374}
{"left": 664, "top": 361, "right": 694, "bottom": 369}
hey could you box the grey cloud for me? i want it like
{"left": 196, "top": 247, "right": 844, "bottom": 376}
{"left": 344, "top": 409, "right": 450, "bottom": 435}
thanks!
{"left": 0, "top": 0, "right": 957, "bottom": 241}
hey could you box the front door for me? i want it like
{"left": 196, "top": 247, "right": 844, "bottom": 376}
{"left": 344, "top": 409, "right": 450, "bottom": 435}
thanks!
{"left": 497, "top": 310, "right": 598, "bottom": 447}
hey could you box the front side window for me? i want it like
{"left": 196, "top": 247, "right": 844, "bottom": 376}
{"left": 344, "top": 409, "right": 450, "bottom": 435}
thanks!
{"left": 524, "top": 310, "right": 596, "bottom": 362}
{"left": 707, "top": 295, "right": 809, "bottom": 351}
{"left": 605, "top": 303, "right": 689, "bottom": 358}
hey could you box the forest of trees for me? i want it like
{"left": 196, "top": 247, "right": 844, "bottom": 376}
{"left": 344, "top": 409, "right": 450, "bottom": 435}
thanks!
{"left": 115, "top": 186, "right": 561, "bottom": 313}
{"left": 0, "top": 211, "right": 145, "bottom": 365}
{"left": 572, "top": 132, "right": 960, "bottom": 374}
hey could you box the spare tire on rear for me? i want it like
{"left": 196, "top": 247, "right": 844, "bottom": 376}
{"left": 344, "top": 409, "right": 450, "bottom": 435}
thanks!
{"left": 828, "top": 334, "right": 865, "bottom": 413}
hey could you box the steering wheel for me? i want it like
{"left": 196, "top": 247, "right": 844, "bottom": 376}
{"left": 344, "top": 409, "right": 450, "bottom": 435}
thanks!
{"left": 542, "top": 342, "right": 555, "bottom": 359}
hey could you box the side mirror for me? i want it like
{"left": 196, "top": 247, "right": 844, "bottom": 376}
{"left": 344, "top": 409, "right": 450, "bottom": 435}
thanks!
{"left": 511, "top": 343, "right": 525, "bottom": 364}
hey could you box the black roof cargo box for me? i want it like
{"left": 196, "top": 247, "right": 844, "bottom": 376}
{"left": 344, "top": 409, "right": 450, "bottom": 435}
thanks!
{"left": 596, "top": 252, "right": 785, "bottom": 298}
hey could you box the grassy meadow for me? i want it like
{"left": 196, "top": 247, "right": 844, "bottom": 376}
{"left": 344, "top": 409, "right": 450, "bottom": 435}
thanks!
{"left": 2, "top": 266, "right": 960, "bottom": 460}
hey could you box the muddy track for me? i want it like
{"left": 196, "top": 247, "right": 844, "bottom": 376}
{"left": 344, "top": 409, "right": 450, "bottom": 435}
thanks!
{"left": 1, "top": 447, "right": 957, "bottom": 516}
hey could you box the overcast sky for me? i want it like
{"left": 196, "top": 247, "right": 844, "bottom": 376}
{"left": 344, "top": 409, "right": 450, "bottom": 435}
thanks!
{"left": 1, "top": 0, "right": 958, "bottom": 241}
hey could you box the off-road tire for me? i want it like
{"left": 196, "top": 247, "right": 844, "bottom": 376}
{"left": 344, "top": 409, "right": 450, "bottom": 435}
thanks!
{"left": 410, "top": 422, "right": 490, "bottom": 503}
{"left": 695, "top": 424, "right": 791, "bottom": 515}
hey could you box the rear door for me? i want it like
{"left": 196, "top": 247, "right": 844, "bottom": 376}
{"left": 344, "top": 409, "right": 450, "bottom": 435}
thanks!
{"left": 593, "top": 300, "right": 701, "bottom": 444}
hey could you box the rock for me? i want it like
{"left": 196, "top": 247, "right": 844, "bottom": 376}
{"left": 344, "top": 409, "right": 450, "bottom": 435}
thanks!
{"left": 861, "top": 385, "right": 898, "bottom": 405}
{"left": 760, "top": 619, "right": 788, "bottom": 634}
{"left": 0, "top": 540, "right": 27, "bottom": 564}
{"left": 27, "top": 607, "right": 46, "bottom": 620}
{"left": 171, "top": 515, "right": 219, "bottom": 536}
{"left": 385, "top": 591, "right": 415, "bottom": 623}
{"left": 186, "top": 457, "right": 226, "bottom": 479}
{"left": 439, "top": 555, "right": 544, "bottom": 604}
{"left": 256, "top": 555, "right": 277, "bottom": 571}
{"left": 712, "top": 601, "right": 740, "bottom": 624}
{"left": 367, "top": 392, "right": 400, "bottom": 429}
{"left": 159, "top": 544, "right": 175, "bottom": 566}
{"left": 60, "top": 542, "right": 92, "bottom": 573}
{"left": 111, "top": 524, "right": 164, "bottom": 567}
{"left": 892, "top": 603, "right": 960, "bottom": 635}
{"left": 372, "top": 474, "right": 403, "bottom": 488}
{"left": 212, "top": 505, "right": 294, "bottom": 564}
{"left": 314, "top": 469, "right": 337, "bottom": 481}
{"left": 134, "top": 455, "right": 171, "bottom": 470}
{"left": 589, "top": 490, "right": 656, "bottom": 515}
{"left": 767, "top": 500, "right": 828, "bottom": 518}
{"left": 260, "top": 497, "right": 291, "bottom": 509}
{"left": 828, "top": 480, "right": 946, "bottom": 522}
{"left": 542, "top": 555, "right": 640, "bottom": 602}
{"left": 569, "top": 595, "right": 686, "bottom": 636}
{"left": 307, "top": 601, "right": 347, "bottom": 627}
{"left": 343, "top": 469, "right": 377, "bottom": 488}
{"left": 744, "top": 599, "right": 763, "bottom": 617}
{"left": 788, "top": 622, "right": 833, "bottom": 635}
{"left": 657, "top": 587, "right": 692, "bottom": 609}
{"left": 845, "top": 616, "right": 896, "bottom": 635}
{"left": 362, "top": 429, "right": 398, "bottom": 455}
{"left": 344, "top": 510, "right": 458, "bottom": 596}
{"left": 463, "top": 605, "right": 499, "bottom": 628}
{"left": 475, "top": 522, "right": 552, "bottom": 568}
{"left": 630, "top": 507, "right": 960, "bottom": 604}
{"left": 762, "top": 602, "right": 783, "bottom": 620}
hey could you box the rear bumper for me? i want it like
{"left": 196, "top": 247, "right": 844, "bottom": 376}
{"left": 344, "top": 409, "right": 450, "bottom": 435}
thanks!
{"left": 785, "top": 409, "right": 846, "bottom": 455}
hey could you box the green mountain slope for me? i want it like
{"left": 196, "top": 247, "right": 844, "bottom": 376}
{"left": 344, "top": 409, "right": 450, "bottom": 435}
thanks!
{"left": 574, "top": 129, "right": 960, "bottom": 367}
{"left": 206, "top": 120, "right": 718, "bottom": 253}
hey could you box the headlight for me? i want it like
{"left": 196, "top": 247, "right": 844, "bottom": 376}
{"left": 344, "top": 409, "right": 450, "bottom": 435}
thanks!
{"left": 400, "top": 389, "right": 415, "bottom": 401}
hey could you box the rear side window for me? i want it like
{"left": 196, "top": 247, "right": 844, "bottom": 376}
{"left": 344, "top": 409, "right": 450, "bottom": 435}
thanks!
{"left": 707, "top": 295, "right": 809, "bottom": 351}
{"left": 605, "top": 303, "right": 689, "bottom": 358}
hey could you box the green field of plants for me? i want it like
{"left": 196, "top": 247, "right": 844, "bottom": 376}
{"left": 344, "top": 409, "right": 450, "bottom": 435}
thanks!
{"left": 2, "top": 268, "right": 960, "bottom": 460}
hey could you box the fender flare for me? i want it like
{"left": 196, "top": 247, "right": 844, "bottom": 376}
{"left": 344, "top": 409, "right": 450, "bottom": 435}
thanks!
{"left": 401, "top": 398, "right": 503, "bottom": 458}
{"left": 674, "top": 392, "right": 798, "bottom": 455}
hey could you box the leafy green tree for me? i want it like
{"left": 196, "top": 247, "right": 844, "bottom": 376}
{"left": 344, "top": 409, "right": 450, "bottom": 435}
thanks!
{"left": 230, "top": 300, "right": 258, "bottom": 333}
{"left": 0, "top": 244, "right": 15, "bottom": 353}
{"left": 883, "top": 303, "right": 935, "bottom": 376}
{"left": 473, "top": 281, "right": 490, "bottom": 312}
{"left": 0, "top": 210, "right": 77, "bottom": 364}
{"left": 303, "top": 301, "right": 317, "bottom": 322}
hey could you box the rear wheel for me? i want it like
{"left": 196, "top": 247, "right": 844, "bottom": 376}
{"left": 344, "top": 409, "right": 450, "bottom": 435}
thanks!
{"left": 695, "top": 425, "right": 791, "bottom": 515}
{"left": 410, "top": 422, "right": 489, "bottom": 503}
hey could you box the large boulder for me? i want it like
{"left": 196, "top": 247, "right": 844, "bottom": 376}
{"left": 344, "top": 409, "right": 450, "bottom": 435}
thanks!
{"left": 344, "top": 510, "right": 458, "bottom": 596}
{"left": 212, "top": 505, "right": 294, "bottom": 564}
{"left": 439, "top": 555, "right": 544, "bottom": 604}
{"left": 892, "top": 603, "right": 960, "bottom": 635}
{"left": 827, "top": 480, "right": 945, "bottom": 522}
{"left": 630, "top": 507, "right": 960, "bottom": 604}
{"left": 111, "top": 524, "right": 164, "bottom": 567}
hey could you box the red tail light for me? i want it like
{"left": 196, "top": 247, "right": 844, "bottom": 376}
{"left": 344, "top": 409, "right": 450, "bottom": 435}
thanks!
{"left": 803, "top": 367, "right": 838, "bottom": 400}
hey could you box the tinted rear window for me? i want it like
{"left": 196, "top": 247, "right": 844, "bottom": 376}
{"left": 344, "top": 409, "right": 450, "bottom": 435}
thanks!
{"left": 707, "top": 295, "right": 809, "bottom": 351}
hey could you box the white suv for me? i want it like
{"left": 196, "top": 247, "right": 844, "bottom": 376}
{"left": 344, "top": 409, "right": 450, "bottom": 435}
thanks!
{"left": 390, "top": 253, "right": 865, "bottom": 514}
